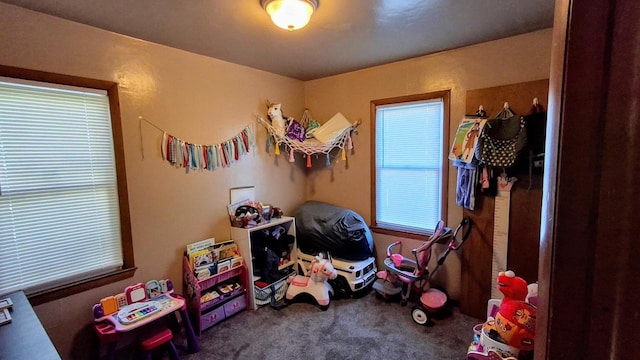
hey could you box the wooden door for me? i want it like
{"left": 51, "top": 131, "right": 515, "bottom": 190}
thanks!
{"left": 536, "top": 0, "right": 640, "bottom": 358}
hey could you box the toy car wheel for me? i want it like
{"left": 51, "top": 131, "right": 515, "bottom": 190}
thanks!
{"left": 411, "top": 306, "right": 431, "bottom": 326}
{"left": 330, "top": 277, "right": 351, "bottom": 299}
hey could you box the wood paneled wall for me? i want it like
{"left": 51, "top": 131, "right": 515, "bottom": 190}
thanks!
{"left": 459, "top": 79, "right": 549, "bottom": 319}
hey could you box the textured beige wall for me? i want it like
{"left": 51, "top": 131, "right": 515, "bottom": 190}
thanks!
{"left": 304, "top": 28, "right": 552, "bottom": 301}
{"left": 0, "top": 3, "right": 306, "bottom": 358}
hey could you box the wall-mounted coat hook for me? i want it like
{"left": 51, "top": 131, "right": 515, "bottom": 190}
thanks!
{"left": 529, "top": 97, "right": 545, "bottom": 114}
{"left": 475, "top": 105, "right": 487, "bottom": 117}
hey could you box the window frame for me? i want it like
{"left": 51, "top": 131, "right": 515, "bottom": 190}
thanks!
{"left": 370, "top": 90, "right": 450, "bottom": 240}
{"left": 0, "top": 65, "right": 136, "bottom": 305}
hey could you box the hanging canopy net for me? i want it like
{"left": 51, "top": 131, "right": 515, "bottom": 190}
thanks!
{"left": 256, "top": 110, "right": 360, "bottom": 167}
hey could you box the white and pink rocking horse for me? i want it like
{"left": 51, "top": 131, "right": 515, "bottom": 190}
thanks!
{"left": 285, "top": 256, "right": 337, "bottom": 310}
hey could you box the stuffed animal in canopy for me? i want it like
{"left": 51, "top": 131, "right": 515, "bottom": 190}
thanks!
{"left": 266, "top": 102, "right": 287, "bottom": 136}
{"left": 483, "top": 270, "right": 537, "bottom": 352}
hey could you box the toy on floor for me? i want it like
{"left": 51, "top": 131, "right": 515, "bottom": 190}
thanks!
{"left": 284, "top": 256, "right": 337, "bottom": 310}
{"left": 466, "top": 271, "right": 538, "bottom": 360}
{"left": 467, "top": 348, "right": 519, "bottom": 360}
{"left": 373, "top": 220, "right": 449, "bottom": 305}
{"left": 373, "top": 217, "right": 472, "bottom": 326}
{"left": 483, "top": 271, "right": 536, "bottom": 352}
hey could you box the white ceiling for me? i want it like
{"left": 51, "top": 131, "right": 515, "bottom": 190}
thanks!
{"left": 0, "top": 0, "right": 555, "bottom": 80}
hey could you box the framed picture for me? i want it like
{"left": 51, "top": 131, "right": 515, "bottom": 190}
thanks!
{"left": 230, "top": 186, "right": 255, "bottom": 204}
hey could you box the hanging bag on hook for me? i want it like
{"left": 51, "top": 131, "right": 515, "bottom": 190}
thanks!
{"left": 477, "top": 103, "right": 527, "bottom": 168}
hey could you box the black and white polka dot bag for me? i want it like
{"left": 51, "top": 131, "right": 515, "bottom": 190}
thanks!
{"left": 478, "top": 106, "right": 527, "bottom": 168}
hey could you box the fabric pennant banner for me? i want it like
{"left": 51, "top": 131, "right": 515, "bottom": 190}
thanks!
{"left": 140, "top": 116, "right": 255, "bottom": 172}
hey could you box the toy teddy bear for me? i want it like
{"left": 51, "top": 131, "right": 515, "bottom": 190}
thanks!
{"left": 483, "top": 270, "right": 537, "bottom": 352}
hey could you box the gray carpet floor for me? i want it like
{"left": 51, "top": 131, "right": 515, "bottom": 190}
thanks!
{"left": 179, "top": 291, "right": 482, "bottom": 360}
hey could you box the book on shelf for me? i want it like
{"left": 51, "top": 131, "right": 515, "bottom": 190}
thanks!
{"left": 186, "top": 237, "right": 215, "bottom": 255}
{"left": 186, "top": 239, "right": 240, "bottom": 276}
{"left": 216, "top": 241, "right": 239, "bottom": 261}
{"left": 194, "top": 262, "right": 218, "bottom": 280}
{"left": 230, "top": 256, "right": 244, "bottom": 268}
{"left": 217, "top": 259, "right": 231, "bottom": 273}
{"left": 189, "top": 249, "right": 216, "bottom": 269}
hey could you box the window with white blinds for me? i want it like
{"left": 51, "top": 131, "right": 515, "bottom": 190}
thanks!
{"left": 0, "top": 77, "right": 124, "bottom": 295}
{"left": 374, "top": 95, "right": 447, "bottom": 235}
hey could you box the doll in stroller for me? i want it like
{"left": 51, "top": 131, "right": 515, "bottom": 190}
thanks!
{"left": 373, "top": 217, "right": 472, "bottom": 325}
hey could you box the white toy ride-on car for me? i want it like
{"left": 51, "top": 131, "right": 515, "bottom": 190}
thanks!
{"left": 296, "top": 250, "right": 377, "bottom": 299}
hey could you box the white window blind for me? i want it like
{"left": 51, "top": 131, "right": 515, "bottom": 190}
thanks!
{"left": 0, "top": 78, "right": 123, "bottom": 295}
{"left": 375, "top": 98, "right": 444, "bottom": 234}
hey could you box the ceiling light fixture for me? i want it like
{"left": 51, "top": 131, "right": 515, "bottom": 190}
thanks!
{"left": 261, "top": 0, "right": 318, "bottom": 31}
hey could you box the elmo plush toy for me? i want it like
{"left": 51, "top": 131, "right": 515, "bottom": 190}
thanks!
{"left": 483, "top": 270, "right": 537, "bottom": 352}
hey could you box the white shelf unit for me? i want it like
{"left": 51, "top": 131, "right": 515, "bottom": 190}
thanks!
{"left": 230, "top": 216, "right": 297, "bottom": 310}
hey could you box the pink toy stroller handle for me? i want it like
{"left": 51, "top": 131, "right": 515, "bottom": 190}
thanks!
{"left": 386, "top": 241, "right": 402, "bottom": 257}
{"left": 447, "top": 216, "right": 472, "bottom": 251}
{"left": 434, "top": 217, "right": 473, "bottom": 272}
{"left": 416, "top": 220, "right": 445, "bottom": 253}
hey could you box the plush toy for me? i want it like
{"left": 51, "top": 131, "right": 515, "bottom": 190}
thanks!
{"left": 483, "top": 270, "right": 536, "bottom": 352}
{"left": 496, "top": 270, "right": 528, "bottom": 301}
{"left": 266, "top": 102, "right": 287, "bottom": 136}
{"left": 285, "top": 119, "right": 306, "bottom": 142}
